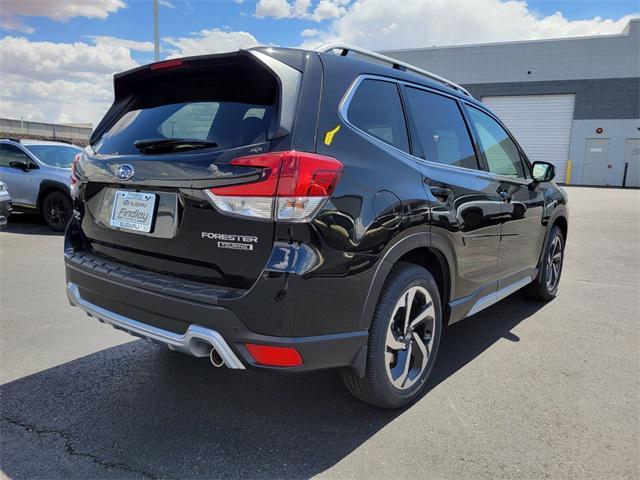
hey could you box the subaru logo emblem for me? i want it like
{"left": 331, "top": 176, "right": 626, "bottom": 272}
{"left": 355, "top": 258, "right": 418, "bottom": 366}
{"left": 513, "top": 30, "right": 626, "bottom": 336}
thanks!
{"left": 115, "top": 164, "right": 134, "bottom": 181}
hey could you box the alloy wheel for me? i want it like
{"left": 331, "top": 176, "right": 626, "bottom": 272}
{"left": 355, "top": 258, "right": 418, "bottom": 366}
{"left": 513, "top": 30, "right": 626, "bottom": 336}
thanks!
{"left": 384, "top": 285, "right": 436, "bottom": 390}
{"left": 546, "top": 235, "right": 563, "bottom": 291}
{"left": 45, "top": 196, "right": 70, "bottom": 229}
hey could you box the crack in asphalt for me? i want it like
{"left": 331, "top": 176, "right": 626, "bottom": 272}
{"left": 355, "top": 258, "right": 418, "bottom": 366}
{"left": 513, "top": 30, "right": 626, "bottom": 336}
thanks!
{"left": 1, "top": 417, "right": 159, "bottom": 479}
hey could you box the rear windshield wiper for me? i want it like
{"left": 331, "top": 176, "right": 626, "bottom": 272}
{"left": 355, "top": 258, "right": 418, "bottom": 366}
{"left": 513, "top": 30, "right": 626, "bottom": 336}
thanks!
{"left": 133, "top": 138, "right": 218, "bottom": 154}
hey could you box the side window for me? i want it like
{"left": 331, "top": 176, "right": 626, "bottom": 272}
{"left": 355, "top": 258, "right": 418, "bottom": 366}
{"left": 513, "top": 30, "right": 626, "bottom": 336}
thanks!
{"left": 0, "top": 144, "right": 30, "bottom": 168}
{"left": 347, "top": 79, "right": 409, "bottom": 153}
{"left": 404, "top": 87, "right": 479, "bottom": 170}
{"left": 467, "top": 106, "right": 526, "bottom": 179}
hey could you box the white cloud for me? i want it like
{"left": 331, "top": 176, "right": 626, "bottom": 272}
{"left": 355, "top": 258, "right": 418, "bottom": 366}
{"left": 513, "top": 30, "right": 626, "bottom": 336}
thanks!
{"left": 89, "top": 36, "right": 155, "bottom": 52}
{"left": 159, "top": 0, "right": 175, "bottom": 8}
{"left": 0, "top": 36, "right": 139, "bottom": 82}
{"left": 0, "top": 35, "right": 140, "bottom": 125}
{"left": 300, "top": 28, "right": 320, "bottom": 37}
{"left": 163, "top": 28, "right": 260, "bottom": 57}
{"left": 255, "top": 0, "right": 294, "bottom": 19}
{"left": 311, "top": 0, "right": 348, "bottom": 21}
{"left": 301, "top": 0, "right": 638, "bottom": 50}
{"left": 255, "top": 0, "right": 348, "bottom": 21}
{"left": 293, "top": 0, "right": 312, "bottom": 17}
{"left": 0, "top": 27, "right": 265, "bottom": 125}
{"left": 0, "top": 0, "right": 125, "bottom": 33}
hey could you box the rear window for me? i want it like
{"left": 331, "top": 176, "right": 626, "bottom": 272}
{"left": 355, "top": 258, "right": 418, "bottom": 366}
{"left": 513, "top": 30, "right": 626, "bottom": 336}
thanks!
{"left": 94, "top": 62, "right": 278, "bottom": 156}
{"left": 95, "top": 101, "right": 273, "bottom": 155}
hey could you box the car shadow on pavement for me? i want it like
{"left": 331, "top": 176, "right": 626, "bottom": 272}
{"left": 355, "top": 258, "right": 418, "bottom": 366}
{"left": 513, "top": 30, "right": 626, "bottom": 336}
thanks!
{"left": 0, "top": 293, "right": 545, "bottom": 479}
{"left": 1, "top": 213, "right": 63, "bottom": 236}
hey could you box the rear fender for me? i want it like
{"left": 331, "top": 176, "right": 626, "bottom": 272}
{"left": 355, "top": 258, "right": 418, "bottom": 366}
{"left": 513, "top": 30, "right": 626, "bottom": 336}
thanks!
{"left": 37, "top": 180, "right": 70, "bottom": 210}
{"left": 357, "top": 228, "right": 456, "bottom": 330}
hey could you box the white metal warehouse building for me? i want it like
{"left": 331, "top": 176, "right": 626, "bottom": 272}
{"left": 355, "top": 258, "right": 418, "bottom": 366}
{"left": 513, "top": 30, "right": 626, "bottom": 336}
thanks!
{"left": 385, "top": 19, "right": 640, "bottom": 187}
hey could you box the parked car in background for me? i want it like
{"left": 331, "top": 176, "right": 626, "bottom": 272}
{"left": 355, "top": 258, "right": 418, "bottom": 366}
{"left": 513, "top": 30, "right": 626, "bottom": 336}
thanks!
{"left": 0, "top": 181, "right": 11, "bottom": 227}
{"left": 0, "top": 139, "right": 82, "bottom": 231}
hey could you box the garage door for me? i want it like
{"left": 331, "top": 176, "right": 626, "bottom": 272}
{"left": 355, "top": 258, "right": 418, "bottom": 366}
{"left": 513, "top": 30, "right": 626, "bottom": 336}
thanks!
{"left": 481, "top": 94, "right": 575, "bottom": 183}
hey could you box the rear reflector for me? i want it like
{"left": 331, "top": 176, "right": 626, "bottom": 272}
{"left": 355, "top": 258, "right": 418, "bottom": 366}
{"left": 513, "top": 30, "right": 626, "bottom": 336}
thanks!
{"left": 244, "top": 344, "right": 303, "bottom": 367}
{"left": 205, "top": 150, "right": 342, "bottom": 222}
{"left": 149, "top": 58, "right": 186, "bottom": 70}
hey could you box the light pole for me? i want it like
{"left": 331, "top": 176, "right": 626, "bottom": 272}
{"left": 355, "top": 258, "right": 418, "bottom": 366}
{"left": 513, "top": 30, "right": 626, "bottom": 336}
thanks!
{"left": 153, "top": 0, "right": 160, "bottom": 61}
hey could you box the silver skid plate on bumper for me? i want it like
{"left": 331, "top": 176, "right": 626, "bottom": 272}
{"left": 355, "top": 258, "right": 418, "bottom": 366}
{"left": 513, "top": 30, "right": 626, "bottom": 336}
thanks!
{"left": 66, "top": 282, "right": 245, "bottom": 369}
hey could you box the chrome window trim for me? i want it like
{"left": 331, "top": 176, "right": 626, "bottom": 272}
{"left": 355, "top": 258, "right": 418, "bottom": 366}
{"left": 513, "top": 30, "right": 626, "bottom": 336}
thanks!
{"left": 339, "top": 74, "right": 528, "bottom": 182}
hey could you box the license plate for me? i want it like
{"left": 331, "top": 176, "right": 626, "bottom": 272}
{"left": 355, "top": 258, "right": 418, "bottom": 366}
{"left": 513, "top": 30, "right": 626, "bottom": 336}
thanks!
{"left": 110, "top": 191, "right": 157, "bottom": 233}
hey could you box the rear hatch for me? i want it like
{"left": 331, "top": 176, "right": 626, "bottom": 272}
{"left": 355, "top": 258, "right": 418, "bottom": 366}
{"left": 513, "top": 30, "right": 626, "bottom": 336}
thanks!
{"left": 78, "top": 50, "right": 303, "bottom": 289}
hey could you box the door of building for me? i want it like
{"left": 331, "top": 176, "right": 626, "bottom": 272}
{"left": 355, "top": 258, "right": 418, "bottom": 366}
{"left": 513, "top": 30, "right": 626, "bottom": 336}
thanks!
{"left": 624, "top": 138, "right": 640, "bottom": 188}
{"left": 581, "top": 138, "right": 610, "bottom": 186}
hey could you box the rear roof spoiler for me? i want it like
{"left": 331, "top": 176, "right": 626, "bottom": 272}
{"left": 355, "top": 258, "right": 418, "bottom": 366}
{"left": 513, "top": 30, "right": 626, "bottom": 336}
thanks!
{"left": 89, "top": 49, "right": 302, "bottom": 145}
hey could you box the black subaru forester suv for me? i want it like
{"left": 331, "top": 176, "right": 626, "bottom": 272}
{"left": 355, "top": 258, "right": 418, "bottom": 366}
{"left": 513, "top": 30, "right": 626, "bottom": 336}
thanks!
{"left": 65, "top": 45, "right": 568, "bottom": 408}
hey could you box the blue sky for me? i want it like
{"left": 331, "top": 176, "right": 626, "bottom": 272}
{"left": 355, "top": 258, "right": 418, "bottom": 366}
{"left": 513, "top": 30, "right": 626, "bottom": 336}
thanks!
{"left": 0, "top": 0, "right": 637, "bottom": 124}
{"left": 13, "top": 1, "right": 640, "bottom": 62}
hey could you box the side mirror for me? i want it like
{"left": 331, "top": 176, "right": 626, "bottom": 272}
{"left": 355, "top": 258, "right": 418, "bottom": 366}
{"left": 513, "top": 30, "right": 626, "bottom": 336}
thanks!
{"left": 531, "top": 161, "right": 555, "bottom": 183}
{"left": 9, "top": 159, "right": 30, "bottom": 171}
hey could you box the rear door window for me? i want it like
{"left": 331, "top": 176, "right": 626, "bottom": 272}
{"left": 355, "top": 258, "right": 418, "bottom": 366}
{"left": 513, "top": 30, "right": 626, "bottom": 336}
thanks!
{"left": 404, "top": 87, "right": 479, "bottom": 170}
{"left": 347, "top": 79, "right": 409, "bottom": 153}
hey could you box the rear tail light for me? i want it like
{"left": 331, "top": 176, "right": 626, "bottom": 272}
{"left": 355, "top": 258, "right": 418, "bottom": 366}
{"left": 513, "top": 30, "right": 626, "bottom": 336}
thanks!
{"left": 244, "top": 344, "right": 303, "bottom": 367}
{"left": 204, "top": 151, "right": 342, "bottom": 222}
{"left": 70, "top": 153, "right": 81, "bottom": 198}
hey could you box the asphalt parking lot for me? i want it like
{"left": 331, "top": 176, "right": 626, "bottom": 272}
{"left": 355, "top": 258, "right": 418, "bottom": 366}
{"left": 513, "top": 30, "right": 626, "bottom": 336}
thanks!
{"left": 0, "top": 186, "right": 638, "bottom": 480}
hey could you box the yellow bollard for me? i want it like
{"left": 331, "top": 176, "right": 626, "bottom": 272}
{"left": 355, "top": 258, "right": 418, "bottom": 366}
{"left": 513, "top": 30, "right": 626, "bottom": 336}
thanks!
{"left": 565, "top": 159, "right": 572, "bottom": 184}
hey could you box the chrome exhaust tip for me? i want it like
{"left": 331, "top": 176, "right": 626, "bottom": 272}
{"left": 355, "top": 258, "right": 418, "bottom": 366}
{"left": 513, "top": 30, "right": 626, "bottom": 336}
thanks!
{"left": 210, "top": 347, "right": 225, "bottom": 368}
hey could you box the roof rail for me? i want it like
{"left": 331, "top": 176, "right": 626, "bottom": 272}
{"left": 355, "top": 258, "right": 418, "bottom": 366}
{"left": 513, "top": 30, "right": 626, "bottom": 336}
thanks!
{"left": 315, "top": 42, "right": 472, "bottom": 97}
{"left": 0, "top": 137, "right": 21, "bottom": 143}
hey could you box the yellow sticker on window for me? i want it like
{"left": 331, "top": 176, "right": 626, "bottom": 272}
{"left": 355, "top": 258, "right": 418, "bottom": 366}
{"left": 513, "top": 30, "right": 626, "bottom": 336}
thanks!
{"left": 324, "top": 125, "right": 341, "bottom": 146}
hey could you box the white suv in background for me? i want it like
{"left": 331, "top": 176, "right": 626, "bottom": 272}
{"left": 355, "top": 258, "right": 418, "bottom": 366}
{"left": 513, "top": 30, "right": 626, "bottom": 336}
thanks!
{"left": 0, "top": 181, "right": 11, "bottom": 227}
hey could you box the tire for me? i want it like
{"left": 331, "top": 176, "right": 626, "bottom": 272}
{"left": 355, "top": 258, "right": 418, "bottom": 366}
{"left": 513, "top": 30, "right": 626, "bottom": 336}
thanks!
{"left": 342, "top": 262, "right": 443, "bottom": 409}
{"left": 523, "top": 225, "right": 565, "bottom": 301}
{"left": 41, "top": 190, "right": 72, "bottom": 232}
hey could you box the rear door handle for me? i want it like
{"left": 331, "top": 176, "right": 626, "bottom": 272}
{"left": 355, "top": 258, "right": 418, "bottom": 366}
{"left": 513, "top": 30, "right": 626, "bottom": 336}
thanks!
{"left": 429, "top": 186, "right": 453, "bottom": 200}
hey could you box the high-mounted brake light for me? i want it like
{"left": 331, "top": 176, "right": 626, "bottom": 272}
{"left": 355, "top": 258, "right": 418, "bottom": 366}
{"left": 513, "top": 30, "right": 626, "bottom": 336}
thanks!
{"left": 70, "top": 153, "right": 81, "bottom": 198}
{"left": 149, "top": 58, "right": 186, "bottom": 71}
{"left": 245, "top": 344, "right": 303, "bottom": 367}
{"left": 204, "top": 151, "right": 342, "bottom": 221}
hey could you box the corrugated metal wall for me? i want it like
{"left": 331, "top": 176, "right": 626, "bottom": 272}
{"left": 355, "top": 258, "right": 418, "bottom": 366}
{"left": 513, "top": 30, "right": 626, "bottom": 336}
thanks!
{"left": 481, "top": 95, "right": 575, "bottom": 182}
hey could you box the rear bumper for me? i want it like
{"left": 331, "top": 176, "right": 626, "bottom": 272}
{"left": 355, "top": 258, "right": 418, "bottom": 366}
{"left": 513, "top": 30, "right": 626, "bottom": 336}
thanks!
{"left": 67, "top": 282, "right": 246, "bottom": 368}
{"left": 64, "top": 248, "right": 368, "bottom": 373}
